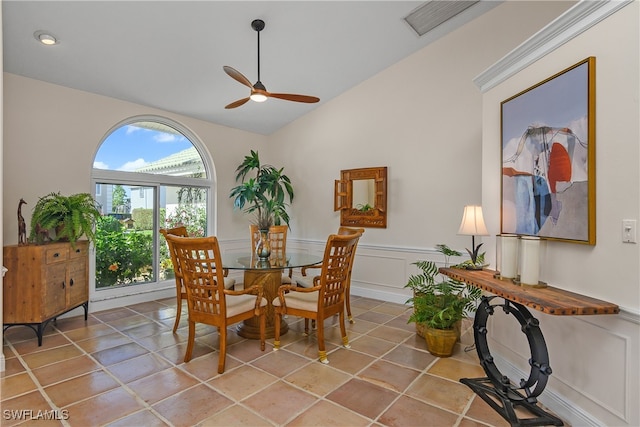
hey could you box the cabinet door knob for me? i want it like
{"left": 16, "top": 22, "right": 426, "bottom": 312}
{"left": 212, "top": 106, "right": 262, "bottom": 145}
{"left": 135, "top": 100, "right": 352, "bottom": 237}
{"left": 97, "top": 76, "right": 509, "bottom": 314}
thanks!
{"left": 62, "top": 281, "right": 65, "bottom": 289}
{"left": 70, "top": 278, "right": 74, "bottom": 286}
{"left": 53, "top": 252, "right": 60, "bottom": 258}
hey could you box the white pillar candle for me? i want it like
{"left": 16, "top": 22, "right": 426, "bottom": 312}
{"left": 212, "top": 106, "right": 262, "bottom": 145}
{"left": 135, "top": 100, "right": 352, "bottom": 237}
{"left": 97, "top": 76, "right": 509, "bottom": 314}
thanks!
{"left": 519, "top": 236, "right": 540, "bottom": 286}
{"left": 500, "top": 234, "right": 519, "bottom": 279}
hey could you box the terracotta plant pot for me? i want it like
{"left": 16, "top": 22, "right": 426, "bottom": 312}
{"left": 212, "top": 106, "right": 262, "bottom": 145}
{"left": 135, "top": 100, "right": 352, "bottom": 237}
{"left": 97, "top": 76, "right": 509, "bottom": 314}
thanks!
{"left": 424, "top": 326, "right": 458, "bottom": 357}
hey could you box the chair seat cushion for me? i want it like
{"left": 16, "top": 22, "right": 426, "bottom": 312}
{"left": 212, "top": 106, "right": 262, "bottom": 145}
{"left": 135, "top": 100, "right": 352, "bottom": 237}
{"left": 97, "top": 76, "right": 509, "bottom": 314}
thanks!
{"left": 224, "top": 277, "right": 236, "bottom": 290}
{"left": 272, "top": 290, "right": 319, "bottom": 312}
{"left": 281, "top": 274, "right": 293, "bottom": 285}
{"left": 227, "top": 293, "right": 267, "bottom": 318}
{"left": 295, "top": 276, "right": 314, "bottom": 288}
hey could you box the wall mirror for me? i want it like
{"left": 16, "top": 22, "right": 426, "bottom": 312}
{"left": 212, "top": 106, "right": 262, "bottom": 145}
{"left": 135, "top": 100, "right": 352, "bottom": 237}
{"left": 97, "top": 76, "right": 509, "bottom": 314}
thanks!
{"left": 334, "top": 167, "right": 387, "bottom": 228}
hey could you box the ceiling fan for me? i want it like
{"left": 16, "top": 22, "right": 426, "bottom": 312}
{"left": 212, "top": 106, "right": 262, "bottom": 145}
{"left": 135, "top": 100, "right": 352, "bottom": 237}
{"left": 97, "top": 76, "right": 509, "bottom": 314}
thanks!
{"left": 223, "top": 19, "right": 320, "bottom": 109}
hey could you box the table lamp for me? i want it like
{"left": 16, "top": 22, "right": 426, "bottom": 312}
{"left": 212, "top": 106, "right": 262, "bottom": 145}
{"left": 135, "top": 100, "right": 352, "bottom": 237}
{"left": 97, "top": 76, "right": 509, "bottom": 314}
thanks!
{"left": 458, "top": 205, "right": 489, "bottom": 268}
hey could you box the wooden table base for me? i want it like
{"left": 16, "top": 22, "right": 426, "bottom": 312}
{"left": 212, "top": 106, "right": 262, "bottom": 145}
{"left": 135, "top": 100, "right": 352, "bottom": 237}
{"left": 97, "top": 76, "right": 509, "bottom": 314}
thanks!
{"left": 237, "top": 269, "right": 288, "bottom": 339}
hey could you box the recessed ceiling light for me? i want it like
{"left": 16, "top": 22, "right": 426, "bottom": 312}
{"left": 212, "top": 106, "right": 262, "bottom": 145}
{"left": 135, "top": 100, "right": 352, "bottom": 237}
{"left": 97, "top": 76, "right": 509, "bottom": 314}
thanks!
{"left": 34, "top": 31, "right": 58, "bottom": 45}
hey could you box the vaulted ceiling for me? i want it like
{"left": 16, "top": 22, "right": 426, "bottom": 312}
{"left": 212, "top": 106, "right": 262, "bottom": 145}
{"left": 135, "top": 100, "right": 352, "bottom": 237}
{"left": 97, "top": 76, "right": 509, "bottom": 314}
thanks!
{"left": 3, "top": 1, "right": 498, "bottom": 135}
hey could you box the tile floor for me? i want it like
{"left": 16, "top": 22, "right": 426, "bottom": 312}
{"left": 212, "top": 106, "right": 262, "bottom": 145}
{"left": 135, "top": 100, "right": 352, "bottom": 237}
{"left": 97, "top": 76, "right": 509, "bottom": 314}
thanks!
{"left": 2, "top": 295, "right": 565, "bottom": 426}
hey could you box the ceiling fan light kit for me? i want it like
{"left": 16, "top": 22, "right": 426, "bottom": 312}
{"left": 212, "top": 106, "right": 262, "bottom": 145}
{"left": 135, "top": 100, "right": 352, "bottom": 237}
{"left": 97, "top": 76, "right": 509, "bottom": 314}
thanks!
{"left": 223, "top": 19, "right": 320, "bottom": 109}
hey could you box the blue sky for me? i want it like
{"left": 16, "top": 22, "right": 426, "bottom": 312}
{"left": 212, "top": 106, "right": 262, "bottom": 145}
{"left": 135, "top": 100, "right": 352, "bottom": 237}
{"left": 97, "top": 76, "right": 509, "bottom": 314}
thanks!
{"left": 93, "top": 124, "right": 192, "bottom": 171}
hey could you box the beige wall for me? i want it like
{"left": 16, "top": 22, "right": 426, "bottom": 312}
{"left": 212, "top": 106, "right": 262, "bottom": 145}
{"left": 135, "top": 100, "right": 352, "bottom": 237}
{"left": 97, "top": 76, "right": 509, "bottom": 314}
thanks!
{"left": 2, "top": 74, "right": 267, "bottom": 242}
{"left": 274, "top": 1, "right": 576, "bottom": 248}
{"left": 480, "top": 2, "right": 639, "bottom": 425}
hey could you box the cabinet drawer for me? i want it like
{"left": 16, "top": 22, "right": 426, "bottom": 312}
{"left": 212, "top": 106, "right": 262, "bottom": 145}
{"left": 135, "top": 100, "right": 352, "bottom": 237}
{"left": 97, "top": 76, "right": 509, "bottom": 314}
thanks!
{"left": 45, "top": 247, "right": 69, "bottom": 264}
{"left": 69, "top": 243, "right": 88, "bottom": 259}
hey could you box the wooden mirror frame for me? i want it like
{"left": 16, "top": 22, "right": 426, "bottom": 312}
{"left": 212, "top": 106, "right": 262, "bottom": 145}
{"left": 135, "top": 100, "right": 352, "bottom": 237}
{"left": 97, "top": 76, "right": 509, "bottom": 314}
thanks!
{"left": 334, "top": 167, "right": 387, "bottom": 228}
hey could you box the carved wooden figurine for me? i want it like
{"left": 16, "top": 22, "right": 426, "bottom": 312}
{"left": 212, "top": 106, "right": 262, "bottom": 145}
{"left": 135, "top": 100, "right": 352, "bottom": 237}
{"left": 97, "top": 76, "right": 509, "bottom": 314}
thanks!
{"left": 18, "top": 198, "right": 27, "bottom": 245}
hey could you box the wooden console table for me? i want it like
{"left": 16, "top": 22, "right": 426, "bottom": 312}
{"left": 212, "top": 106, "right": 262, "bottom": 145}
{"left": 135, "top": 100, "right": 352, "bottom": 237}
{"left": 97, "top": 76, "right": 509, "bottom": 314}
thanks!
{"left": 440, "top": 267, "right": 619, "bottom": 427}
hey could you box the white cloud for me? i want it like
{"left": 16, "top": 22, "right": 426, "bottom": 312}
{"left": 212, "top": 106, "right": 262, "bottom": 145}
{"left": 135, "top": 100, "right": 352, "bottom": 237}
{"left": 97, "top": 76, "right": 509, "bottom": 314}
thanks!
{"left": 154, "top": 133, "right": 177, "bottom": 143}
{"left": 125, "top": 125, "right": 143, "bottom": 134}
{"left": 93, "top": 161, "right": 109, "bottom": 169}
{"left": 118, "top": 158, "right": 148, "bottom": 171}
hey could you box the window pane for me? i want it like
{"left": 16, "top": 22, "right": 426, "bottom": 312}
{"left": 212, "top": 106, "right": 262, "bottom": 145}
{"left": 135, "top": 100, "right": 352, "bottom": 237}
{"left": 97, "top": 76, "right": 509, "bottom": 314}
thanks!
{"left": 94, "top": 184, "right": 155, "bottom": 289}
{"left": 94, "top": 121, "right": 205, "bottom": 178}
{"left": 159, "top": 185, "right": 208, "bottom": 281}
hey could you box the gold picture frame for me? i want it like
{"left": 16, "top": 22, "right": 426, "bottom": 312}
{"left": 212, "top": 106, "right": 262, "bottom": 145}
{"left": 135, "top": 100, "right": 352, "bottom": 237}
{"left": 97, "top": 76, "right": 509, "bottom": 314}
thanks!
{"left": 501, "top": 57, "right": 596, "bottom": 244}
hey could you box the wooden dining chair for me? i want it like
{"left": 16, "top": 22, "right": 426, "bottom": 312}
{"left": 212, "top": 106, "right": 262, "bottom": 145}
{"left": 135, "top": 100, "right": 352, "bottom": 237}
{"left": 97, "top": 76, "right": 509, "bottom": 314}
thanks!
{"left": 249, "top": 224, "right": 293, "bottom": 284}
{"left": 165, "top": 234, "right": 267, "bottom": 374}
{"left": 160, "top": 227, "right": 236, "bottom": 333}
{"left": 296, "top": 227, "right": 364, "bottom": 323}
{"left": 273, "top": 231, "right": 362, "bottom": 364}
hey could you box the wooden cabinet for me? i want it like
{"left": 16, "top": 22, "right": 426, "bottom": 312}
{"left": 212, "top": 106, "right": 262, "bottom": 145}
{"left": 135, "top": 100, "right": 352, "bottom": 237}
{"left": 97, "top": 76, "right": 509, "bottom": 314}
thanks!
{"left": 3, "top": 241, "right": 89, "bottom": 345}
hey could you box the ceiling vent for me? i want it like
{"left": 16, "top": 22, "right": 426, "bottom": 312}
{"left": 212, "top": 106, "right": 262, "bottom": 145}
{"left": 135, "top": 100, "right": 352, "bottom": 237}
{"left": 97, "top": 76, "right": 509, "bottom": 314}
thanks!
{"left": 404, "top": 1, "right": 480, "bottom": 36}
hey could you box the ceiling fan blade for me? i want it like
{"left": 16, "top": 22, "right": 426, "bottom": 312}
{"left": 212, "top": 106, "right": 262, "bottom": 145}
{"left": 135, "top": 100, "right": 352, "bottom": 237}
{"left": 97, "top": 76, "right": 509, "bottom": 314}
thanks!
{"left": 268, "top": 93, "right": 320, "bottom": 103}
{"left": 225, "top": 97, "right": 251, "bottom": 109}
{"left": 223, "top": 66, "right": 253, "bottom": 89}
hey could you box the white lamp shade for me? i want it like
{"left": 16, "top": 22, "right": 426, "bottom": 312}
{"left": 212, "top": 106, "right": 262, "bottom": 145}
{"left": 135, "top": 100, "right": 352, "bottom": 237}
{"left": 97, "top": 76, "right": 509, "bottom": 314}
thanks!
{"left": 458, "top": 205, "right": 489, "bottom": 236}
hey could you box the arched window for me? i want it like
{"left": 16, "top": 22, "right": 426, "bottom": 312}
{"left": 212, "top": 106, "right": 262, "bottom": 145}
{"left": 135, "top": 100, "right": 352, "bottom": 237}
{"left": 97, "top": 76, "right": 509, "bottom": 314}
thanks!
{"left": 91, "top": 116, "right": 214, "bottom": 297}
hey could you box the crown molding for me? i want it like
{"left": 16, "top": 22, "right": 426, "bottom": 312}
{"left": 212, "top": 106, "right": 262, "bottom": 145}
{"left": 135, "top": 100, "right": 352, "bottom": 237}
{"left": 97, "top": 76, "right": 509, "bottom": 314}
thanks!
{"left": 473, "top": 0, "right": 633, "bottom": 93}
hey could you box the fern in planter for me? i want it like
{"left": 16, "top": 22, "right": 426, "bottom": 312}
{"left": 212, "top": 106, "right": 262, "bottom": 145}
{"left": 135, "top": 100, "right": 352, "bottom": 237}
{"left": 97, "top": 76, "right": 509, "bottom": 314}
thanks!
{"left": 29, "top": 192, "right": 102, "bottom": 247}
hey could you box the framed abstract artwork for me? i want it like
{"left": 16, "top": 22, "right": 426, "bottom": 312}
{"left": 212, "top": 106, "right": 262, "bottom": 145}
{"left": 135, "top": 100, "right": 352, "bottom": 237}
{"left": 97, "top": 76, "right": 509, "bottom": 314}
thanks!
{"left": 501, "top": 57, "right": 595, "bottom": 244}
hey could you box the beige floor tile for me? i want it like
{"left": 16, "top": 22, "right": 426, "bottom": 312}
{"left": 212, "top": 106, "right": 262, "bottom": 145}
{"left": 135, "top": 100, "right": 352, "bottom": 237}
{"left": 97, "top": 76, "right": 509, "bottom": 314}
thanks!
{"left": 127, "top": 367, "right": 200, "bottom": 404}
{"left": 156, "top": 341, "right": 214, "bottom": 365}
{"left": 0, "top": 372, "right": 38, "bottom": 400}
{"left": 153, "top": 384, "right": 233, "bottom": 426}
{"left": 378, "top": 394, "right": 461, "bottom": 427}
{"left": 92, "top": 341, "right": 150, "bottom": 366}
{"left": 1, "top": 390, "right": 56, "bottom": 427}
{"left": 406, "top": 373, "right": 476, "bottom": 414}
{"left": 324, "top": 347, "right": 376, "bottom": 374}
{"left": 288, "top": 399, "right": 371, "bottom": 426}
{"left": 63, "top": 322, "right": 116, "bottom": 341}
{"left": 326, "top": 378, "right": 399, "bottom": 420}
{"left": 367, "top": 325, "right": 414, "bottom": 344}
{"left": 136, "top": 329, "right": 188, "bottom": 351}
{"left": 107, "top": 409, "right": 170, "bottom": 427}
{"left": 251, "top": 348, "right": 310, "bottom": 377}
{"left": 428, "top": 357, "right": 486, "bottom": 382}
{"left": 44, "top": 370, "right": 120, "bottom": 407}
{"left": 285, "top": 361, "right": 351, "bottom": 397}
{"left": 198, "top": 404, "right": 273, "bottom": 427}
{"left": 75, "top": 331, "right": 132, "bottom": 353}
{"left": 208, "top": 365, "right": 277, "bottom": 400}
{"left": 1, "top": 356, "right": 26, "bottom": 378}
{"left": 64, "top": 387, "right": 144, "bottom": 425}
{"left": 11, "top": 332, "right": 71, "bottom": 355}
{"left": 20, "top": 344, "right": 84, "bottom": 370}
{"left": 32, "top": 355, "right": 100, "bottom": 387}
{"left": 358, "top": 360, "right": 420, "bottom": 393}
{"left": 348, "top": 334, "right": 396, "bottom": 358}
{"left": 91, "top": 307, "right": 137, "bottom": 322}
{"left": 242, "top": 380, "right": 318, "bottom": 425}
{"left": 107, "top": 353, "right": 171, "bottom": 383}
{"left": 382, "top": 344, "right": 437, "bottom": 371}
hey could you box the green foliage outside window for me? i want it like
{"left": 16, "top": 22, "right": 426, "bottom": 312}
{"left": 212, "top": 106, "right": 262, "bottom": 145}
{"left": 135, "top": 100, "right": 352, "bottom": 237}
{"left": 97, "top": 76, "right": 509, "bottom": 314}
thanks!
{"left": 94, "top": 216, "right": 153, "bottom": 288}
{"left": 132, "top": 208, "right": 154, "bottom": 230}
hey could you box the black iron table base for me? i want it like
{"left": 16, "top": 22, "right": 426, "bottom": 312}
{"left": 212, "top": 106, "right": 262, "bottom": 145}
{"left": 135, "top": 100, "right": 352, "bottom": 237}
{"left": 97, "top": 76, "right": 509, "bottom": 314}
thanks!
{"left": 2, "top": 301, "right": 89, "bottom": 346}
{"left": 462, "top": 296, "right": 564, "bottom": 427}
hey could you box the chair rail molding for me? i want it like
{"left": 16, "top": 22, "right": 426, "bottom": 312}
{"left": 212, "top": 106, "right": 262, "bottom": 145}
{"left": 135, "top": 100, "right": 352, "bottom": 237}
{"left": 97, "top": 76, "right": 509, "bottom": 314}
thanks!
{"left": 473, "top": 0, "right": 633, "bottom": 93}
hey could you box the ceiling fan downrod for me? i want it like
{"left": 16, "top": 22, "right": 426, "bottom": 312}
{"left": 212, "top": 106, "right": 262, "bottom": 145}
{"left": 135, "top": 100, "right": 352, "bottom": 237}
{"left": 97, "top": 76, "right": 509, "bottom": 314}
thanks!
{"left": 252, "top": 19, "right": 265, "bottom": 90}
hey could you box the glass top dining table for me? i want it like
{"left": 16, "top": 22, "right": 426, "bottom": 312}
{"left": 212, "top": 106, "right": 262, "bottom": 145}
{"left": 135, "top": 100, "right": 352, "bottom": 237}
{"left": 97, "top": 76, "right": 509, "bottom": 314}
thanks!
{"left": 223, "top": 252, "right": 323, "bottom": 340}
{"left": 223, "top": 252, "right": 323, "bottom": 271}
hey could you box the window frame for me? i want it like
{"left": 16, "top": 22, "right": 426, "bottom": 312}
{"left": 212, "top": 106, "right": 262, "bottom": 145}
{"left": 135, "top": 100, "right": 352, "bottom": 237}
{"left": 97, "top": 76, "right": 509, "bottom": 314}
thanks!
{"left": 90, "top": 115, "right": 216, "bottom": 300}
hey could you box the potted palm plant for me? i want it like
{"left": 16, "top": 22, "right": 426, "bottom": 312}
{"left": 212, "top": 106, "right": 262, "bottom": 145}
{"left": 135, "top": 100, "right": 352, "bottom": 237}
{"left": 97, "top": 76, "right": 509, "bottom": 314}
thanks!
{"left": 229, "top": 150, "right": 294, "bottom": 228}
{"left": 29, "top": 192, "right": 102, "bottom": 248}
{"left": 230, "top": 150, "right": 294, "bottom": 259}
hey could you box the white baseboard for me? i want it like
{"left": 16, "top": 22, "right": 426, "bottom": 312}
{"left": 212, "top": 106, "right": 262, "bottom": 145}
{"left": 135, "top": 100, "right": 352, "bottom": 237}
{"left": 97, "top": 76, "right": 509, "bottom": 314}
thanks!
{"left": 491, "top": 353, "right": 602, "bottom": 427}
